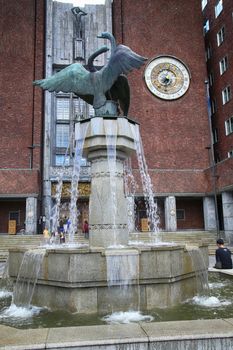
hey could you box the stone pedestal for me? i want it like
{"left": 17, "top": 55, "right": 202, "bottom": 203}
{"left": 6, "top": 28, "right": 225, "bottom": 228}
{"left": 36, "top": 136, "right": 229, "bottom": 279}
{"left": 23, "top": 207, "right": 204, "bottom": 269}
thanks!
{"left": 76, "top": 116, "right": 138, "bottom": 248}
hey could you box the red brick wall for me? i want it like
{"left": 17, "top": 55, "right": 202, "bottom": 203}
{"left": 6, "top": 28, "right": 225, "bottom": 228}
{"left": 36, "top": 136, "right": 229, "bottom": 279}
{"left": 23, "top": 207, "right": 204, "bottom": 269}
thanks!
{"left": 176, "top": 197, "right": 204, "bottom": 230}
{"left": 113, "top": 0, "right": 211, "bottom": 194}
{"left": 0, "top": 0, "right": 45, "bottom": 195}
{"left": 203, "top": 0, "right": 233, "bottom": 188}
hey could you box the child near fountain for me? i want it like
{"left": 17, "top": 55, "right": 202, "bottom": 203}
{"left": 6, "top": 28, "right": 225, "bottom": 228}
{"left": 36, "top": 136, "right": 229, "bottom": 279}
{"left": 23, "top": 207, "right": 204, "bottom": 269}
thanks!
{"left": 43, "top": 227, "right": 50, "bottom": 244}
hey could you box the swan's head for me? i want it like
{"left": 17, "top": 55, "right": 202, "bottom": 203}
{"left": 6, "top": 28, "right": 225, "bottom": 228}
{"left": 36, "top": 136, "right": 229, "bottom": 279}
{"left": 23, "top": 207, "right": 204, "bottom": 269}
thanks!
{"left": 97, "top": 31, "right": 113, "bottom": 40}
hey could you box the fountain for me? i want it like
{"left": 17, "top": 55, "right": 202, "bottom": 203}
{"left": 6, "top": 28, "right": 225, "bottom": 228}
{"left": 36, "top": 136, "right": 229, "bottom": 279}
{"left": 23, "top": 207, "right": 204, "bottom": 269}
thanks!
{"left": 7, "top": 33, "right": 209, "bottom": 316}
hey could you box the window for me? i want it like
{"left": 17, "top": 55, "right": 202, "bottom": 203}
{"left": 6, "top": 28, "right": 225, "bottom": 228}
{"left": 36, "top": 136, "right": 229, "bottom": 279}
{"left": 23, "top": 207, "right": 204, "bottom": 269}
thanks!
{"left": 212, "top": 128, "right": 218, "bottom": 144}
{"left": 219, "top": 56, "right": 228, "bottom": 75}
{"left": 73, "top": 99, "right": 95, "bottom": 120}
{"left": 225, "top": 116, "right": 233, "bottom": 135}
{"left": 56, "top": 98, "right": 70, "bottom": 120}
{"left": 211, "top": 99, "right": 217, "bottom": 115}
{"left": 56, "top": 124, "right": 69, "bottom": 148}
{"left": 217, "top": 26, "right": 225, "bottom": 46}
{"left": 208, "top": 72, "right": 214, "bottom": 86}
{"left": 228, "top": 150, "right": 233, "bottom": 158}
{"left": 80, "top": 158, "right": 88, "bottom": 166}
{"left": 204, "top": 19, "right": 210, "bottom": 34}
{"left": 176, "top": 209, "right": 185, "bottom": 220}
{"left": 222, "top": 86, "right": 231, "bottom": 105}
{"left": 205, "top": 46, "right": 211, "bottom": 61}
{"left": 54, "top": 91, "right": 95, "bottom": 166}
{"left": 215, "top": 0, "right": 223, "bottom": 18}
{"left": 55, "top": 155, "right": 70, "bottom": 166}
{"left": 202, "top": 0, "right": 208, "bottom": 10}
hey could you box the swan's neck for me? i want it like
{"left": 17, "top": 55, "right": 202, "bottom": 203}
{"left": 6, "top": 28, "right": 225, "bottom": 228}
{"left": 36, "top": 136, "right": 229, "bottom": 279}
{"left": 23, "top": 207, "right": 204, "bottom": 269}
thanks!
{"left": 87, "top": 48, "right": 104, "bottom": 72}
{"left": 109, "top": 35, "right": 117, "bottom": 52}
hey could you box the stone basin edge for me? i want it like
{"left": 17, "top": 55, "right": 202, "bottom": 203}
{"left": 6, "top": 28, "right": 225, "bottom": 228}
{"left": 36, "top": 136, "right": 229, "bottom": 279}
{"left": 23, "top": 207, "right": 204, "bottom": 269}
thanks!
{"left": 0, "top": 318, "right": 233, "bottom": 350}
{"left": 8, "top": 242, "right": 208, "bottom": 255}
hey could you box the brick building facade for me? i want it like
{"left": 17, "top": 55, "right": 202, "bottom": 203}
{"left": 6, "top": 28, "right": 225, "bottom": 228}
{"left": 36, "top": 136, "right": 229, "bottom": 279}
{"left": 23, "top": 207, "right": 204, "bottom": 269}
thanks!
{"left": 112, "top": 0, "right": 215, "bottom": 232}
{"left": 202, "top": 0, "right": 233, "bottom": 241}
{"left": 0, "top": 0, "right": 45, "bottom": 233}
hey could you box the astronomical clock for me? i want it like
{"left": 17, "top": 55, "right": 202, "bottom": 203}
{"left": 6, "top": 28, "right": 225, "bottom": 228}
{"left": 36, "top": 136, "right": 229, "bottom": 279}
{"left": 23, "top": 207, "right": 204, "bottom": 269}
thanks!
{"left": 144, "top": 56, "right": 190, "bottom": 100}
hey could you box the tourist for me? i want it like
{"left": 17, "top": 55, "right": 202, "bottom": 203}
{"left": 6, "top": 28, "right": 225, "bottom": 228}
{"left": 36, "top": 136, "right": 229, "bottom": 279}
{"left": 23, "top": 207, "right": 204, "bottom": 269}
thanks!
{"left": 43, "top": 227, "right": 50, "bottom": 244}
{"left": 59, "top": 218, "right": 64, "bottom": 234}
{"left": 83, "top": 220, "right": 89, "bottom": 239}
{"left": 67, "top": 217, "right": 71, "bottom": 231}
{"left": 63, "top": 216, "right": 68, "bottom": 233}
{"left": 214, "top": 238, "right": 232, "bottom": 269}
{"left": 60, "top": 231, "right": 65, "bottom": 244}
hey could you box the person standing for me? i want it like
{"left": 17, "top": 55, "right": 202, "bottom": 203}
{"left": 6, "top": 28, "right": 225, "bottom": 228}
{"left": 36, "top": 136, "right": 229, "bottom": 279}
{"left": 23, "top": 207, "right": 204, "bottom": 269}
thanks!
{"left": 214, "top": 238, "right": 232, "bottom": 269}
{"left": 63, "top": 216, "right": 68, "bottom": 234}
{"left": 43, "top": 227, "right": 50, "bottom": 244}
{"left": 83, "top": 220, "right": 89, "bottom": 239}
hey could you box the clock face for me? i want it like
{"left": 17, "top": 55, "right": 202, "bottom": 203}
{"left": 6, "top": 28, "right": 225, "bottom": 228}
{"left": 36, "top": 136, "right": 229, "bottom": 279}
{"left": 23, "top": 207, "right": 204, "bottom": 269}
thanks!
{"left": 144, "top": 56, "right": 190, "bottom": 100}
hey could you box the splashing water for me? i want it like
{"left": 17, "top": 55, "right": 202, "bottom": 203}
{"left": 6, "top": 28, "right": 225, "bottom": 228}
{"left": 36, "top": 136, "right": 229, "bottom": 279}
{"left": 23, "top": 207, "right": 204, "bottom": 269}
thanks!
{"left": 50, "top": 135, "right": 71, "bottom": 235}
{"left": 0, "top": 290, "right": 12, "bottom": 299}
{"left": 192, "top": 296, "right": 231, "bottom": 307}
{"left": 102, "top": 310, "right": 154, "bottom": 324}
{"left": 208, "top": 282, "right": 226, "bottom": 289}
{"left": 187, "top": 246, "right": 209, "bottom": 295}
{"left": 123, "top": 158, "right": 138, "bottom": 233}
{"left": 13, "top": 249, "right": 45, "bottom": 307}
{"left": 0, "top": 303, "right": 42, "bottom": 319}
{"left": 131, "top": 124, "right": 160, "bottom": 238}
{"left": 68, "top": 122, "right": 88, "bottom": 243}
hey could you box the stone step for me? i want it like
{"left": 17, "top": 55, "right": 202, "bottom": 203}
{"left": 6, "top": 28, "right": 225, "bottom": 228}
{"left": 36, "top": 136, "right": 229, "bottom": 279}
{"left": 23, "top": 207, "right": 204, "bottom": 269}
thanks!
{"left": 0, "top": 234, "right": 86, "bottom": 262}
{"left": 0, "top": 232, "right": 219, "bottom": 262}
{"left": 129, "top": 231, "right": 218, "bottom": 256}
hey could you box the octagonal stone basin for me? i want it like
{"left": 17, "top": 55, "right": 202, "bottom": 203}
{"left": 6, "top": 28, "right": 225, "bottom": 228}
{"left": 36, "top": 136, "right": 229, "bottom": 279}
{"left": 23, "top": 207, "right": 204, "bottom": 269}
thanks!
{"left": 8, "top": 244, "right": 209, "bottom": 314}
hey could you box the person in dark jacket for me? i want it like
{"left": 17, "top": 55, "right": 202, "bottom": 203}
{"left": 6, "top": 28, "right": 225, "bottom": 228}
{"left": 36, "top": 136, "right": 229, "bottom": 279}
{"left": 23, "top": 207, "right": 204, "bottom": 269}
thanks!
{"left": 214, "top": 238, "right": 232, "bottom": 269}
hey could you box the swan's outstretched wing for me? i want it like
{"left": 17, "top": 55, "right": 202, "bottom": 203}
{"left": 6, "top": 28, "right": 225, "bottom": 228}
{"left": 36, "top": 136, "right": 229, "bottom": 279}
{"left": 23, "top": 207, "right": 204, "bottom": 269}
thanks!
{"left": 102, "top": 45, "right": 147, "bottom": 92}
{"left": 33, "top": 63, "right": 92, "bottom": 95}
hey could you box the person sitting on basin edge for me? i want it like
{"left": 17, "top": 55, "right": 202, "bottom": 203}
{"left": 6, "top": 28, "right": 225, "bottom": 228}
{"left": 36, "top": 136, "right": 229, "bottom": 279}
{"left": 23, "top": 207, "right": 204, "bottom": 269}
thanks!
{"left": 214, "top": 238, "right": 232, "bottom": 269}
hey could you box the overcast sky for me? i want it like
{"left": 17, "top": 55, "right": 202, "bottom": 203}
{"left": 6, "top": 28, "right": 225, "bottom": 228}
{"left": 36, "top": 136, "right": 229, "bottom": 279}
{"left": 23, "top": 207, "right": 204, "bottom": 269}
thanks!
{"left": 55, "top": 0, "right": 106, "bottom": 6}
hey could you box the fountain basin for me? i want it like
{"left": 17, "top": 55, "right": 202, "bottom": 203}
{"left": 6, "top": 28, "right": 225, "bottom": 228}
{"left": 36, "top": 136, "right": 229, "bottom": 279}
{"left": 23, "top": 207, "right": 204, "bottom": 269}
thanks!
{"left": 8, "top": 244, "right": 209, "bottom": 313}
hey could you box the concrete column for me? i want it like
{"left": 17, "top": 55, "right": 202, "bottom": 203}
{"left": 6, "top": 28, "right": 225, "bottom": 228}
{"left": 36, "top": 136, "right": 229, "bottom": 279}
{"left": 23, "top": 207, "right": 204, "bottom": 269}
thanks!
{"left": 88, "top": 152, "right": 129, "bottom": 248}
{"left": 222, "top": 191, "right": 233, "bottom": 244}
{"left": 165, "top": 196, "right": 177, "bottom": 232}
{"left": 25, "top": 197, "right": 37, "bottom": 234}
{"left": 203, "top": 196, "right": 217, "bottom": 231}
{"left": 43, "top": 180, "right": 52, "bottom": 230}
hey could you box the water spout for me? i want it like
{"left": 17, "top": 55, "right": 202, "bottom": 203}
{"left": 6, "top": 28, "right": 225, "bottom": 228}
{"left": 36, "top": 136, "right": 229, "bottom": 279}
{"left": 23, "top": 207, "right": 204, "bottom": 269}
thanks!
{"left": 13, "top": 249, "right": 45, "bottom": 307}
{"left": 131, "top": 124, "right": 160, "bottom": 238}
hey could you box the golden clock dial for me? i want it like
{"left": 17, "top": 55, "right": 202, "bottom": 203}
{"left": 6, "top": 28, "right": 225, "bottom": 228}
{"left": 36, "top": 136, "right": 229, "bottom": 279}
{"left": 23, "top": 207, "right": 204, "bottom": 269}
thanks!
{"left": 144, "top": 56, "right": 190, "bottom": 100}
